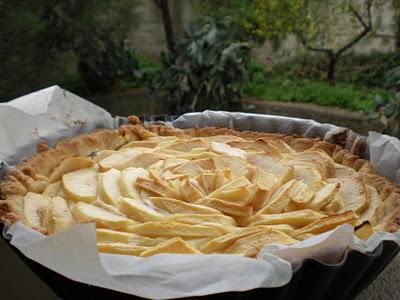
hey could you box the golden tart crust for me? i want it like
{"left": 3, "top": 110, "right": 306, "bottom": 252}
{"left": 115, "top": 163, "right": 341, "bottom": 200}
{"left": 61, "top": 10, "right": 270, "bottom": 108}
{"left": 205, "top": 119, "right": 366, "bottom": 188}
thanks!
{"left": 0, "top": 116, "right": 399, "bottom": 257}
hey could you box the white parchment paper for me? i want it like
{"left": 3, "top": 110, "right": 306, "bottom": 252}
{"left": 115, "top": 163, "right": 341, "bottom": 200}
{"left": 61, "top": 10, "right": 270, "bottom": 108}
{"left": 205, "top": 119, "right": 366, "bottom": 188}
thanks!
{"left": 0, "top": 85, "right": 114, "bottom": 165}
{"left": 1, "top": 87, "right": 400, "bottom": 299}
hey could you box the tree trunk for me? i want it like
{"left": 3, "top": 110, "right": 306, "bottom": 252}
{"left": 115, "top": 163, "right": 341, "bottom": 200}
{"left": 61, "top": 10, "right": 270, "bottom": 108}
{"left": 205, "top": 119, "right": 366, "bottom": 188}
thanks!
{"left": 396, "top": 13, "right": 400, "bottom": 50}
{"left": 158, "top": 0, "right": 176, "bottom": 53}
{"left": 328, "top": 56, "right": 337, "bottom": 85}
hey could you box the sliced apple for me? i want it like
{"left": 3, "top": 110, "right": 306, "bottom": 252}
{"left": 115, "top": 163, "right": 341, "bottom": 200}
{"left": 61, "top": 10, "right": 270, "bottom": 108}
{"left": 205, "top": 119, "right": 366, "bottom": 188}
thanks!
{"left": 186, "top": 238, "right": 213, "bottom": 249}
{"left": 136, "top": 177, "right": 180, "bottom": 199}
{"left": 173, "top": 159, "right": 215, "bottom": 176}
{"left": 209, "top": 187, "right": 250, "bottom": 203}
{"left": 285, "top": 179, "right": 314, "bottom": 211}
{"left": 201, "top": 226, "right": 268, "bottom": 253}
{"left": 146, "top": 135, "right": 179, "bottom": 142}
{"left": 293, "top": 166, "right": 323, "bottom": 191}
{"left": 148, "top": 196, "right": 222, "bottom": 215}
{"left": 119, "top": 167, "right": 149, "bottom": 199}
{"left": 250, "top": 209, "right": 325, "bottom": 228}
{"left": 62, "top": 168, "right": 97, "bottom": 202}
{"left": 335, "top": 176, "right": 369, "bottom": 214}
{"left": 195, "top": 170, "right": 229, "bottom": 194}
{"left": 96, "top": 228, "right": 165, "bottom": 246}
{"left": 168, "top": 213, "right": 237, "bottom": 227}
{"left": 42, "top": 181, "right": 62, "bottom": 197}
{"left": 92, "top": 199, "right": 126, "bottom": 216}
{"left": 166, "top": 139, "right": 209, "bottom": 152}
{"left": 309, "top": 182, "right": 340, "bottom": 210}
{"left": 180, "top": 179, "right": 204, "bottom": 201}
{"left": 163, "top": 158, "right": 190, "bottom": 170}
{"left": 285, "top": 150, "right": 334, "bottom": 178}
{"left": 295, "top": 211, "right": 358, "bottom": 236}
{"left": 126, "top": 221, "right": 233, "bottom": 238}
{"left": 124, "top": 152, "right": 166, "bottom": 169}
{"left": 213, "top": 155, "right": 249, "bottom": 179}
{"left": 322, "top": 193, "right": 344, "bottom": 215}
{"left": 140, "top": 237, "right": 200, "bottom": 257}
{"left": 49, "top": 157, "right": 94, "bottom": 183}
{"left": 204, "top": 135, "right": 246, "bottom": 143}
{"left": 213, "top": 176, "right": 251, "bottom": 191}
{"left": 72, "top": 202, "right": 135, "bottom": 230}
{"left": 50, "top": 196, "right": 74, "bottom": 234}
{"left": 195, "top": 197, "right": 252, "bottom": 217}
{"left": 121, "top": 140, "right": 159, "bottom": 149}
{"left": 91, "top": 150, "right": 116, "bottom": 163}
{"left": 208, "top": 176, "right": 252, "bottom": 203}
{"left": 99, "top": 168, "right": 122, "bottom": 206}
{"left": 248, "top": 166, "right": 278, "bottom": 191}
{"left": 120, "top": 197, "right": 166, "bottom": 222}
{"left": 210, "top": 141, "right": 247, "bottom": 159}
{"left": 255, "top": 180, "right": 294, "bottom": 215}
{"left": 265, "top": 138, "right": 295, "bottom": 153}
{"left": 248, "top": 153, "right": 294, "bottom": 184}
{"left": 99, "top": 148, "right": 150, "bottom": 171}
{"left": 359, "top": 186, "right": 384, "bottom": 226}
{"left": 23, "top": 192, "right": 52, "bottom": 233}
{"left": 229, "top": 140, "right": 282, "bottom": 157}
{"left": 224, "top": 229, "right": 298, "bottom": 255}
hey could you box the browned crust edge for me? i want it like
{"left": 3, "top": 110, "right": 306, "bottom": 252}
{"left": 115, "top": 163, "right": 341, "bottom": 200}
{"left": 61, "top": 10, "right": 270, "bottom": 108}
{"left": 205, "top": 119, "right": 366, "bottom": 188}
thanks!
{"left": 1, "top": 116, "right": 399, "bottom": 233}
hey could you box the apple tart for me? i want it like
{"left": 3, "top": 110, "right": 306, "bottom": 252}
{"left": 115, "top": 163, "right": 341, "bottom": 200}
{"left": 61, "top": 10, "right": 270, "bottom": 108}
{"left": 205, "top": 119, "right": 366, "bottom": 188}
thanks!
{"left": 1, "top": 116, "right": 399, "bottom": 257}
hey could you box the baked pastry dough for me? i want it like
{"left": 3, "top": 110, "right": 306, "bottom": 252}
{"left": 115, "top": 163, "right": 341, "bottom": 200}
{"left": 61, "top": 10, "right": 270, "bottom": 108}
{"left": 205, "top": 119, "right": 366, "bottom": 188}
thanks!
{"left": 1, "top": 116, "right": 399, "bottom": 257}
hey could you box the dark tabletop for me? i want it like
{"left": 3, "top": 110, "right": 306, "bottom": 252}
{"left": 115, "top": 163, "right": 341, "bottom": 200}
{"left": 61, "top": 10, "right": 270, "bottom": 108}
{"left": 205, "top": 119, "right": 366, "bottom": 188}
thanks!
{"left": 0, "top": 238, "right": 59, "bottom": 300}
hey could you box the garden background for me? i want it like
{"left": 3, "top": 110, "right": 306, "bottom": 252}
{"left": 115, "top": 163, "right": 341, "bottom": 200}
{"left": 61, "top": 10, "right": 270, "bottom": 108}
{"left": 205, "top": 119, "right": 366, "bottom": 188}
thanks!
{"left": 1, "top": 0, "right": 399, "bottom": 136}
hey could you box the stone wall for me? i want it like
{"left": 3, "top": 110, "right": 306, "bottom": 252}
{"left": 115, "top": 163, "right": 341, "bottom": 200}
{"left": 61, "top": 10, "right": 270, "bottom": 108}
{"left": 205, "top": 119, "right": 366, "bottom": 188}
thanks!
{"left": 129, "top": 0, "right": 199, "bottom": 57}
{"left": 130, "top": 0, "right": 397, "bottom": 62}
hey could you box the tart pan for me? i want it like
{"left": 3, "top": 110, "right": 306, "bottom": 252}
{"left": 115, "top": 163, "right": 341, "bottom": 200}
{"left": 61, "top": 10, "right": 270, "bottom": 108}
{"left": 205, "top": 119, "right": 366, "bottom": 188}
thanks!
{"left": 1, "top": 114, "right": 399, "bottom": 300}
{"left": 1, "top": 221, "right": 398, "bottom": 300}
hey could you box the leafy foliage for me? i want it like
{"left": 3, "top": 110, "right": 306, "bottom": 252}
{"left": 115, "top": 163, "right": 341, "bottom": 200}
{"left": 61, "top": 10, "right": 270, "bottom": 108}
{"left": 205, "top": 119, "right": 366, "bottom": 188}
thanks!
{"left": 0, "top": 1, "right": 54, "bottom": 99}
{"left": 369, "top": 66, "right": 400, "bottom": 137}
{"left": 75, "top": 39, "right": 143, "bottom": 92}
{"left": 200, "top": 0, "right": 385, "bottom": 84}
{"left": 0, "top": 0, "right": 142, "bottom": 99}
{"left": 42, "top": 0, "right": 142, "bottom": 92}
{"left": 198, "top": 0, "right": 304, "bottom": 44}
{"left": 153, "top": 17, "right": 251, "bottom": 113}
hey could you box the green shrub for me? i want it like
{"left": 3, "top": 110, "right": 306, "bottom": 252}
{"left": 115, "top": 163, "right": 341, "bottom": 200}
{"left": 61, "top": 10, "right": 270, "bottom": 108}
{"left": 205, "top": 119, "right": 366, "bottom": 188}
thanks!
{"left": 153, "top": 17, "right": 251, "bottom": 113}
{"left": 77, "top": 41, "right": 143, "bottom": 92}
{"left": 136, "top": 54, "right": 163, "bottom": 83}
{"left": 368, "top": 66, "right": 400, "bottom": 137}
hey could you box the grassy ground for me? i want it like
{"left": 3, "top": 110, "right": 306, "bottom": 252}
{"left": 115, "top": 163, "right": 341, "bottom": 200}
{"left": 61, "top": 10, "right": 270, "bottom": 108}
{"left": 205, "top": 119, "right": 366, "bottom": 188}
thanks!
{"left": 243, "top": 59, "right": 389, "bottom": 111}
{"left": 243, "top": 76, "right": 388, "bottom": 111}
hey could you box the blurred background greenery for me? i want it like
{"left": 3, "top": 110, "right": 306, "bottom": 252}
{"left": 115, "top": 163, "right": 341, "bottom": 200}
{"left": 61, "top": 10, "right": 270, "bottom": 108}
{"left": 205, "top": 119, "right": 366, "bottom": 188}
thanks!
{"left": 1, "top": 0, "right": 399, "bottom": 136}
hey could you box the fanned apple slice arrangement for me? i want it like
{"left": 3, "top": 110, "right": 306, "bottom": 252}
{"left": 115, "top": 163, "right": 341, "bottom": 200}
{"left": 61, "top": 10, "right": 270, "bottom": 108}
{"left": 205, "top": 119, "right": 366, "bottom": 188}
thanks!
{"left": 1, "top": 121, "right": 399, "bottom": 258}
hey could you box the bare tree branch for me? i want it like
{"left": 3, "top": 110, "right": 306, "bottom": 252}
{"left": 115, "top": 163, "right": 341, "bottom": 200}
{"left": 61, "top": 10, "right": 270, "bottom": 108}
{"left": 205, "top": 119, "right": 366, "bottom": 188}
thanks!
{"left": 299, "top": 0, "right": 374, "bottom": 84}
{"left": 348, "top": 5, "right": 368, "bottom": 29}
{"left": 306, "top": 46, "right": 334, "bottom": 56}
{"left": 297, "top": 33, "right": 334, "bottom": 56}
{"left": 336, "top": 0, "right": 372, "bottom": 57}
